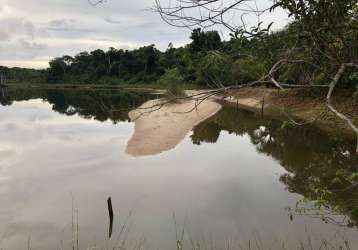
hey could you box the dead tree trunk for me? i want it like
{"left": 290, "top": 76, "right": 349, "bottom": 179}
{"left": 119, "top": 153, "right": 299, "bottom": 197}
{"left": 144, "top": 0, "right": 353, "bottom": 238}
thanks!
{"left": 326, "top": 64, "right": 358, "bottom": 154}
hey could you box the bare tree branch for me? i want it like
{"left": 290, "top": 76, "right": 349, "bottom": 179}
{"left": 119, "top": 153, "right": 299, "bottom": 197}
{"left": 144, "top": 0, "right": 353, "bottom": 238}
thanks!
{"left": 153, "top": 0, "right": 271, "bottom": 35}
{"left": 326, "top": 63, "right": 358, "bottom": 153}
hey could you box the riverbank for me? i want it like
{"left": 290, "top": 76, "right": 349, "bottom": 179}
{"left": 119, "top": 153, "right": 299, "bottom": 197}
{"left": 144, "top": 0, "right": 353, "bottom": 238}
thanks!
{"left": 222, "top": 87, "right": 358, "bottom": 137}
{"left": 126, "top": 87, "right": 357, "bottom": 157}
{"left": 5, "top": 84, "right": 356, "bottom": 143}
{"left": 2, "top": 82, "right": 198, "bottom": 92}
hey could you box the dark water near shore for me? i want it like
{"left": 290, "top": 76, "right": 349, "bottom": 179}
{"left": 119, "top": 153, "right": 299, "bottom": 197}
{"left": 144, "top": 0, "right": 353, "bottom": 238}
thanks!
{"left": 0, "top": 88, "right": 357, "bottom": 249}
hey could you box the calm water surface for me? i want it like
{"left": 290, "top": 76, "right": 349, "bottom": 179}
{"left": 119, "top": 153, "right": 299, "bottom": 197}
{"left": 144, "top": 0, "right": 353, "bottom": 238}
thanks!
{"left": 0, "top": 88, "right": 357, "bottom": 249}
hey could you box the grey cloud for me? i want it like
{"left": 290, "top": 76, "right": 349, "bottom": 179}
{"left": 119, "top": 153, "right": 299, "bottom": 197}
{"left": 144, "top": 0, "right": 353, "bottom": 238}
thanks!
{"left": 0, "top": 39, "right": 48, "bottom": 60}
{"left": 45, "top": 18, "right": 102, "bottom": 37}
{"left": 4, "top": 123, "right": 19, "bottom": 131}
{"left": 0, "top": 149, "right": 16, "bottom": 159}
{"left": 20, "top": 40, "right": 47, "bottom": 51}
{"left": 136, "top": 21, "right": 156, "bottom": 29}
{"left": 0, "top": 18, "right": 37, "bottom": 40}
{"left": 0, "top": 5, "right": 6, "bottom": 14}
{"left": 23, "top": 21, "right": 35, "bottom": 38}
{"left": 49, "top": 19, "right": 76, "bottom": 27}
{"left": 0, "top": 31, "right": 12, "bottom": 41}
{"left": 0, "top": 0, "right": 288, "bottom": 68}
{"left": 104, "top": 16, "right": 121, "bottom": 24}
{"left": 47, "top": 18, "right": 77, "bottom": 31}
{"left": 0, "top": 0, "right": 191, "bottom": 67}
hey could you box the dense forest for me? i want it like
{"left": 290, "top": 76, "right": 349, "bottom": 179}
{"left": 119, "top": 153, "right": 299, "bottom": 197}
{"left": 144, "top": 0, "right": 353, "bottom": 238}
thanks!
{"left": 1, "top": 1, "right": 357, "bottom": 101}
{"left": 0, "top": 66, "right": 47, "bottom": 84}
{"left": 0, "top": 23, "right": 357, "bottom": 95}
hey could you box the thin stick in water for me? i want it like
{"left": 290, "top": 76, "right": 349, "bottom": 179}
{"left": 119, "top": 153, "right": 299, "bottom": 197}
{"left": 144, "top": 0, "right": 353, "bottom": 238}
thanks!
{"left": 107, "top": 197, "right": 114, "bottom": 239}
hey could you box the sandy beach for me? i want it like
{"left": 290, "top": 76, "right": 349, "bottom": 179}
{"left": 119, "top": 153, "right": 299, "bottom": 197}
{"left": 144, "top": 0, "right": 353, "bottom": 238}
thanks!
{"left": 126, "top": 99, "right": 222, "bottom": 157}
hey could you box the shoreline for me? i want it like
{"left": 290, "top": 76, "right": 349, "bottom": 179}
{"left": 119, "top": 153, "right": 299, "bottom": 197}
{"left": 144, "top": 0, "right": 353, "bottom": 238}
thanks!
{"left": 219, "top": 87, "right": 358, "bottom": 137}
{"left": 12, "top": 84, "right": 353, "bottom": 156}
{"left": 126, "top": 87, "right": 357, "bottom": 157}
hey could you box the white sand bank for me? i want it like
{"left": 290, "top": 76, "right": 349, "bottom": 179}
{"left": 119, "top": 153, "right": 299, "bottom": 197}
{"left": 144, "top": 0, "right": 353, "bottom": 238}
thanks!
{"left": 126, "top": 99, "right": 222, "bottom": 157}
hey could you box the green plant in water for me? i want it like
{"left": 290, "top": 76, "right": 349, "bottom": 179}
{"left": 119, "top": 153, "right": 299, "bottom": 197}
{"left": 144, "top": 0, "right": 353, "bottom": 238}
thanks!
{"left": 176, "top": 240, "right": 183, "bottom": 250}
{"left": 349, "top": 172, "right": 358, "bottom": 182}
{"left": 280, "top": 120, "right": 296, "bottom": 130}
{"left": 354, "top": 85, "right": 358, "bottom": 102}
{"left": 158, "top": 68, "right": 187, "bottom": 99}
{"left": 164, "top": 83, "right": 186, "bottom": 100}
{"left": 158, "top": 68, "right": 184, "bottom": 86}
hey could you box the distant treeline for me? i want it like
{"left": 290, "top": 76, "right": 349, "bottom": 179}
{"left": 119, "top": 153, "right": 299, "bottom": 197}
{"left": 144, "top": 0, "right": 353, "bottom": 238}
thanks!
{"left": 0, "top": 66, "right": 47, "bottom": 84}
{"left": 1, "top": 25, "right": 358, "bottom": 91}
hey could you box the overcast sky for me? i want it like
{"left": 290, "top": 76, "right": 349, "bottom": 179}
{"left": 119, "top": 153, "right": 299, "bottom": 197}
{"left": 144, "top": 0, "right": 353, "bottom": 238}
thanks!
{"left": 0, "top": 0, "right": 290, "bottom": 69}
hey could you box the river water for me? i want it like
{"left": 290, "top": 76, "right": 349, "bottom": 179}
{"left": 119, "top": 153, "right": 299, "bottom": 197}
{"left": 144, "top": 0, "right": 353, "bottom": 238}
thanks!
{"left": 0, "top": 88, "right": 357, "bottom": 249}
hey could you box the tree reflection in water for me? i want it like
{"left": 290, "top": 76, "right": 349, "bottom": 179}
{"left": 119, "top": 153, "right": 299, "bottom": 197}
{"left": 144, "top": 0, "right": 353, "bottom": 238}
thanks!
{"left": 191, "top": 107, "right": 358, "bottom": 228}
{"left": 2, "top": 89, "right": 357, "bottom": 228}
{"left": 0, "top": 88, "right": 156, "bottom": 122}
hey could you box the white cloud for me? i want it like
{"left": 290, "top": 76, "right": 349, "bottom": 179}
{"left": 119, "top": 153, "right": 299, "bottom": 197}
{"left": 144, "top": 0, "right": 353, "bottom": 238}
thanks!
{"left": 0, "top": 0, "right": 289, "bottom": 69}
